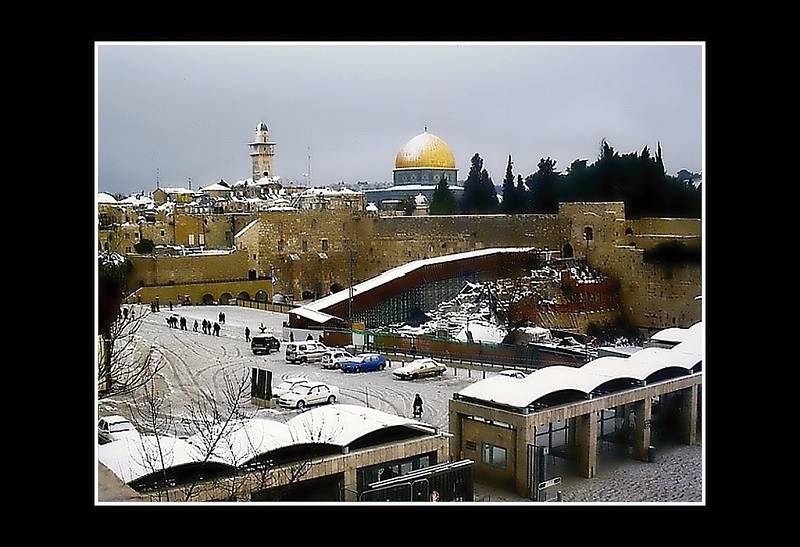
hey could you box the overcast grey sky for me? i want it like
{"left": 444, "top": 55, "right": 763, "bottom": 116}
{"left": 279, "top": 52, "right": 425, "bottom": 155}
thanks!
{"left": 97, "top": 43, "right": 702, "bottom": 195}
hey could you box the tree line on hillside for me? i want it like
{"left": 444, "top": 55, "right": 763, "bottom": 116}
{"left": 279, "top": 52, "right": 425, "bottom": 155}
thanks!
{"left": 429, "top": 140, "right": 701, "bottom": 219}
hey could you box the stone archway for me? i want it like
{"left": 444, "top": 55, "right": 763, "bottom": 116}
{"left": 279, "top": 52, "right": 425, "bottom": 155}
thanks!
{"left": 255, "top": 290, "right": 268, "bottom": 302}
{"left": 238, "top": 291, "right": 250, "bottom": 301}
{"left": 202, "top": 293, "right": 215, "bottom": 305}
{"left": 563, "top": 243, "right": 574, "bottom": 258}
{"left": 219, "top": 292, "right": 233, "bottom": 305}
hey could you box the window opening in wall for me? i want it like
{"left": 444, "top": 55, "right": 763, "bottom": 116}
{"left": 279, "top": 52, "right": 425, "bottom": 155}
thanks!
{"left": 583, "top": 227, "right": 593, "bottom": 241}
{"left": 188, "top": 234, "right": 195, "bottom": 246}
{"left": 321, "top": 239, "right": 329, "bottom": 251}
{"left": 302, "top": 240, "right": 308, "bottom": 252}
{"left": 278, "top": 240, "right": 284, "bottom": 252}
{"left": 481, "top": 443, "right": 507, "bottom": 469}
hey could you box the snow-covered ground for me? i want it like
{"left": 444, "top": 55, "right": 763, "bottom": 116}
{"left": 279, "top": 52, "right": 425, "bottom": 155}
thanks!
{"left": 102, "top": 305, "right": 489, "bottom": 432}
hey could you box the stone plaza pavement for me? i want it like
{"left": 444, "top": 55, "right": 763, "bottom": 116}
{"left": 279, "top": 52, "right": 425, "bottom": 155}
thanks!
{"left": 473, "top": 443, "right": 702, "bottom": 503}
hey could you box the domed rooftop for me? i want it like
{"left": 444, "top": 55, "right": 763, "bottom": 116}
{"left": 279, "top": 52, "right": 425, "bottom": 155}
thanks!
{"left": 98, "top": 192, "right": 117, "bottom": 204}
{"left": 395, "top": 130, "right": 456, "bottom": 170}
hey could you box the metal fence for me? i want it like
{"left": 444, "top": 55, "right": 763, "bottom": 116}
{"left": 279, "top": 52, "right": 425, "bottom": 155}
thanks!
{"left": 233, "top": 298, "right": 294, "bottom": 314}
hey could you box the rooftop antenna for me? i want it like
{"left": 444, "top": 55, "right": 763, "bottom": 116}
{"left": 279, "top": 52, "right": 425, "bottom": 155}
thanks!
{"left": 307, "top": 146, "right": 312, "bottom": 187}
{"left": 187, "top": 176, "right": 192, "bottom": 190}
{"left": 156, "top": 167, "right": 160, "bottom": 188}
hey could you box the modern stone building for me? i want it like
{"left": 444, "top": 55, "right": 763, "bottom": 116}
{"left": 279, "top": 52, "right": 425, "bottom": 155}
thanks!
{"left": 98, "top": 404, "right": 449, "bottom": 502}
{"left": 448, "top": 324, "right": 702, "bottom": 498}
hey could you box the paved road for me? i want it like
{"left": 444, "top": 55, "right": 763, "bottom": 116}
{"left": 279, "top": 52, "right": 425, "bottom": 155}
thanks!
{"left": 102, "top": 304, "right": 486, "bottom": 432}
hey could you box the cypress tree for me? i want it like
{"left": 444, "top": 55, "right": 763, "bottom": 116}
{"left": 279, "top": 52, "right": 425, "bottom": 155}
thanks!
{"left": 430, "top": 174, "right": 456, "bottom": 215}
{"left": 502, "top": 155, "right": 517, "bottom": 213}
{"left": 479, "top": 168, "right": 499, "bottom": 213}
{"left": 516, "top": 174, "right": 527, "bottom": 213}
{"left": 461, "top": 153, "right": 484, "bottom": 213}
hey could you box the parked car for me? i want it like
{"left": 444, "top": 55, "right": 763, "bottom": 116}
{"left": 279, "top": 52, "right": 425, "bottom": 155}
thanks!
{"left": 340, "top": 353, "right": 386, "bottom": 373}
{"left": 285, "top": 341, "right": 328, "bottom": 364}
{"left": 498, "top": 370, "right": 526, "bottom": 379}
{"left": 271, "top": 377, "right": 311, "bottom": 398}
{"left": 392, "top": 358, "right": 447, "bottom": 380}
{"left": 251, "top": 334, "right": 281, "bottom": 355}
{"left": 321, "top": 349, "right": 355, "bottom": 369}
{"left": 278, "top": 381, "right": 340, "bottom": 409}
{"left": 98, "top": 415, "right": 139, "bottom": 443}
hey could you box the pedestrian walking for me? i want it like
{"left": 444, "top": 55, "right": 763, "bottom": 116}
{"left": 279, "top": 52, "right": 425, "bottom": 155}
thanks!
{"left": 155, "top": 297, "right": 160, "bottom": 312}
{"left": 221, "top": 312, "right": 226, "bottom": 324}
{"left": 180, "top": 317, "right": 187, "bottom": 330}
{"left": 245, "top": 327, "right": 250, "bottom": 342}
{"left": 193, "top": 320, "right": 199, "bottom": 332}
{"left": 306, "top": 333, "right": 314, "bottom": 341}
{"left": 219, "top": 311, "right": 224, "bottom": 323}
{"left": 131, "top": 309, "right": 136, "bottom": 320}
{"left": 289, "top": 331, "right": 294, "bottom": 342}
{"left": 413, "top": 394, "right": 424, "bottom": 419}
{"left": 169, "top": 300, "right": 173, "bottom": 311}
{"left": 411, "top": 343, "right": 417, "bottom": 358}
{"left": 202, "top": 319, "right": 208, "bottom": 334}
{"left": 214, "top": 322, "right": 221, "bottom": 336}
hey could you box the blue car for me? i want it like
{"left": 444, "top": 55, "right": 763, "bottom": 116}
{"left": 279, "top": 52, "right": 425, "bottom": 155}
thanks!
{"left": 340, "top": 353, "right": 387, "bottom": 373}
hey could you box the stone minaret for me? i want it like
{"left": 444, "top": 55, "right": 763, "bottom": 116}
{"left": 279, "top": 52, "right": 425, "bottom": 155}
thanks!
{"left": 249, "top": 121, "right": 276, "bottom": 181}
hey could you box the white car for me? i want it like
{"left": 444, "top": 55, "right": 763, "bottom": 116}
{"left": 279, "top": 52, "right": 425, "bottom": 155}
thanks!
{"left": 392, "top": 358, "right": 447, "bottom": 380}
{"left": 285, "top": 341, "right": 328, "bottom": 364}
{"left": 98, "top": 415, "right": 139, "bottom": 443}
{"left": 321, "top": 349, "right": 355, "bottom": 369}
{"left": 498, "top": 370, "right": 527, "bottom": 379}
{"left": 271, "top": 377, "right": 311, "bottom": 398}
{"left": 278, "top": 382, "right": 340, "bottom": 409}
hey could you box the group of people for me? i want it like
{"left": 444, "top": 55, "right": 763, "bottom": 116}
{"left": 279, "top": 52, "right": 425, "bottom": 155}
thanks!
{"left": 118, "top": 307, "right": 136, "bottom": 321}
{"left": 164, "top": 315, "right": 220, "bottom": 336}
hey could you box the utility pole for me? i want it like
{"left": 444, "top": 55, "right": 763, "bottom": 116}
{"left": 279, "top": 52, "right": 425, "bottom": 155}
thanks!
{"left": 348, "top": 241, "right": 355, "bottom": 321}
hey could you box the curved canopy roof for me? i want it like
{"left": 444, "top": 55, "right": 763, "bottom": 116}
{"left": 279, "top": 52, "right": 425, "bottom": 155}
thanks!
{"left": 98, "top": 405, "right": 434, "bottom": 485}
{"left": 457, "top": 323, "right": 702, "bottom": 410}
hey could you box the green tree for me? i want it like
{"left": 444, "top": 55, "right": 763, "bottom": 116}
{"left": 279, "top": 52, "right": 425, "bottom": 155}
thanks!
{"left": 400, "top": 195, "right": 416, "bottom": 216}
{"left": 526, "top": 157, "right": 561, "bottom": 213}
{"left": 478, "top": 168, "right": 499, "bottom": 213}
{"left": 461, "top": 153, "right": 484, "bottom": 213}
{"left": 430, "top": 174, "right": 456, "bottom": 215}
{"left": 516, "top": 174, "right": 528, "bottom": 212}
{"left": 501, "top": 155, "right": 521, "bottom": 213}
{"left": 134, "top": 238, "right": 154, "bottom": 254}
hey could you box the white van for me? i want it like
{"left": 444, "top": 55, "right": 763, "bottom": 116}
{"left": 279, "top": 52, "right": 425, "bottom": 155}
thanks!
{"left": 285, "top": 341, "right": 328, "bottom": 364}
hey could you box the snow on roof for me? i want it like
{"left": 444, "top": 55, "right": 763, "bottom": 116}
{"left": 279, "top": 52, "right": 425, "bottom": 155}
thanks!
{"left": 98, "top": 435, "right": 214, "bottom": 484}
{"left": 365, "top": 184, "right": 464, "bottom": 192}
{"left": 99, "top": 405, "right": 433, "bottom": 485}
{"left": 98, "top": 192, "right": 118, "bottom": 204}
{"left": 457, "top": 324, "right": 702, "bottom": 409}
{"left": 234, "top": 219, "right": 260, "bottom": 240}
{"left": 202, "top": 182, "right": 233, "bottom": 192}
{"left": 297, "top": 247, "right": 536, "bottom": 317}
{"left": 290, "top": 307, "right": 342, "bottom": 324}
{"left": 651, "top": 322, "right": 701, "bottom": 344}
{"left": 156, "top": 187, "right": 199, "bottom": 194}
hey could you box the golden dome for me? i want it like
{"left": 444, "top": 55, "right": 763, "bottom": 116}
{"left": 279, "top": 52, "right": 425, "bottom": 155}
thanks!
{"left": 394, "top": 131, "right": 456, "bottom": 169}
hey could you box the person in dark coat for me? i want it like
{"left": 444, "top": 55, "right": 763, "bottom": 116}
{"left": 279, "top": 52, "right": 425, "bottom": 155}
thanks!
{"left": 411, "top": 343, "right": 417, "bottom": 357}
{"left": 306, "top": 333, "right": 314, "bottom": 341}
{"left": 193, "top": 320, "right": 199, "bottom": 332}
{"left": 219, "top": 311, "right": 224, "bottom": 323}
{"left": 131, "top": 309, "right": 136, "bottom": 320}
{"left": 221, "top": 312, "right": 226, "bottom": 324}
{"left": 245, "top": 327, "right": 250, "bottom": 342}
{"left": 202, "top": 319, "right": 208, "bottom": 334}
{"left": 123, "top": 308, "right": 129, "bottom": 320}
{"left": 180, "top": 316, "right": 187, "bottom": 330}
{"left": 155, "top": 297, "right": 160, "bottom": 312}
{"left": 213, "top": 322, "right": 221, "bottom": 336}
{"left": 413, "top": 394, "right": 423, "bottom": 418}
{"left": 169, "top": 300, "right": 173, "bottom": 311}
{"left": 289, "top": 331, "right": 294, "bottom": 342}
